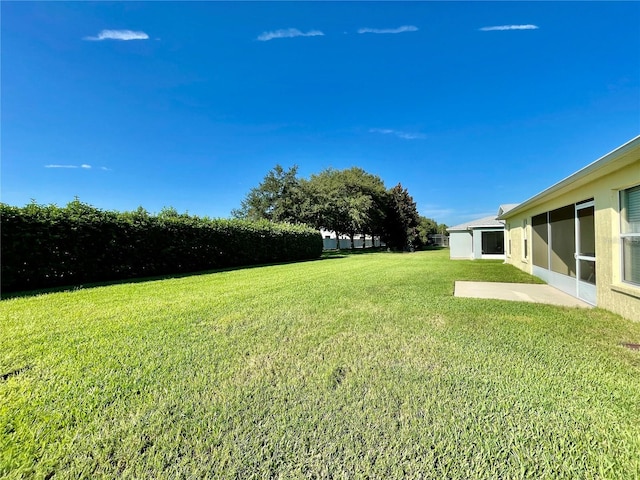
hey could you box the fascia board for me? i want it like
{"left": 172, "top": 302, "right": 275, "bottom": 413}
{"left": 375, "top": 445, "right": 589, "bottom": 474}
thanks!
{"left": 498, "top": 135, "right": 640, "bottom": 220}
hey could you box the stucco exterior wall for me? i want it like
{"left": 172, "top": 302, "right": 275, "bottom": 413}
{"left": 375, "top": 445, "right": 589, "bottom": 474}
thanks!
{"left": 449, "top": 230, "right": 473, "bottom": 259}
{"left": 504, "top": 220, "right": 528, "bottom": 272}
{"left": 504, "top": 159, "right": 640, "bottom": 321}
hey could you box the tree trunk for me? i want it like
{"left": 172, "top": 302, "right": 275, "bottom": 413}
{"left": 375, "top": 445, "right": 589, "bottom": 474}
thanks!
{"left": 350, "top": 234, "right": 355, "bottom": 250}
{"left": 335, "top": 231, "right": 340, "bottom": 250}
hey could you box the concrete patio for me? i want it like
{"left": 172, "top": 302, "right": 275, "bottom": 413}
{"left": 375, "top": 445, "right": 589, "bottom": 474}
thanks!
{"left": 454, "top": 281, "right": 593, "bottom": 308}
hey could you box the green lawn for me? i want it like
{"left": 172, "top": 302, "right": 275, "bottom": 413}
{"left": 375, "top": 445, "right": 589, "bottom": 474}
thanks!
{"left": 2, "top": 249, "right": 640, "bottom": 479}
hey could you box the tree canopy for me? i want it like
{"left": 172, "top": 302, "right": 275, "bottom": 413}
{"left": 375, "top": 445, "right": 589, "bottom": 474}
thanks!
{"left": 415, "top": 216, "right": 449, "bottom": 249}
{"left": 381, "top": 183, "right": 420, "bottom": 250}
{"left": 231, "top": 165, "right": 302, "bottom": 223}
{"left": 301, "top": 168, "right": 388, "bottom": 248}
{"left": 233, "top": 165, "right": 446, "bottom": 250}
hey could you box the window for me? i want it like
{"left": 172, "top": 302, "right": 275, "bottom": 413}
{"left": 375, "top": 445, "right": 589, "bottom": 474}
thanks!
{"left": 482, "top": 231, "right": 504, "bottom": 254}
{"left": 621, "top": 185, "right": 640, "bottom": 286}
{"left": 522, "top": 219, "right": 528, "bottom": 260}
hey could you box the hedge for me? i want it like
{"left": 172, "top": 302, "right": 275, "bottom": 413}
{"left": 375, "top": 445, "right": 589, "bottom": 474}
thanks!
{"left": 1, "top": 200, "right": 323, "bottom": 292}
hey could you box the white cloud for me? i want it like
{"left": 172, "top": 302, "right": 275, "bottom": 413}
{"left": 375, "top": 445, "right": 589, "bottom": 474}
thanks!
{"left": 479, "top": 24, "right": 539, "bottom": 32}
{"left": 84, "top": 29, "right": 149, "bottom": 41}
{"left": 371, "top": 128, "right": 394, "bottom": 135}
{"left": 396, "top": 132, "right": 427, "bottom": 140}
{"left": 45, "top": 164, "right": 109, "bottom": 170}
{"left": 358, "top": 26, "right": 418, "bottom": 34}
{"left": 257, "top": 28, "right": 324, "bottom": 41}
{"left": 370, "top": 128, "right": 426, "bottom": 140}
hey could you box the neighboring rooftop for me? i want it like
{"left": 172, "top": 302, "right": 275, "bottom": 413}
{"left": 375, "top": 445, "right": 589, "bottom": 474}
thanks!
{"left": 448, "top": 203, "right": 519, "bottom": 231}
{"left": 447, "top": 215, "right": 504, "bottom": 231}
{"left": 498, "top": 204, "right": 519, "bottom": 216}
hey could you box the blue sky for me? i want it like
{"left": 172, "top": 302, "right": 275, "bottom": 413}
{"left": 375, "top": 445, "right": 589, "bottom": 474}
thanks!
{"left": 2, "top": 1, "right": 639, "bottom": 226}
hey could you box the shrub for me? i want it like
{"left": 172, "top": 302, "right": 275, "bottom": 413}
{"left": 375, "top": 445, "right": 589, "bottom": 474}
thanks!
{"left": 1, "top": 200, "right": 322, "bottom": 292}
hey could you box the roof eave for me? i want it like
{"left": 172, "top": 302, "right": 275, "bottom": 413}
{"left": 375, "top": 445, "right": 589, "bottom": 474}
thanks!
{"left": 447, "top": 223, "right": 504, "bottom": 231}
{"left": 498, "top": 135, "right": 640, "bottom": 220}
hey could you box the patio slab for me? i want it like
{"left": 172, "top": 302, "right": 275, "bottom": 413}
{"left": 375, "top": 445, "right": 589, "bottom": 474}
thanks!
{"left": 454, "top": 281, "right": 593, "bottom": 308}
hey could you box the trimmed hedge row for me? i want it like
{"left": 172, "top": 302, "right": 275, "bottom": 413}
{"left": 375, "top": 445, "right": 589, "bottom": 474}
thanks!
{"left": 1, "top": 200, "right": 323, "bottom": 292}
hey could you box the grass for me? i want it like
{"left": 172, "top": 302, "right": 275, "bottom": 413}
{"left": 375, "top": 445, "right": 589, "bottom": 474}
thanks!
{"left": 1, "top": 249, "right": 640, "bottom": 479}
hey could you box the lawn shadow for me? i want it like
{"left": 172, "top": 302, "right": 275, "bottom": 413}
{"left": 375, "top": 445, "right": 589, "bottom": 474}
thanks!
{"left": 3, "top": 247, "right": 425, "bottom": 300}
{"left": 322, "top": 247, "right": 388, "bottom": 257}
{"left": 321, "top": 246, "right": 447, "bottom": 256}
{"left": 2, "top": 254, "right": 359, "bottom": 300}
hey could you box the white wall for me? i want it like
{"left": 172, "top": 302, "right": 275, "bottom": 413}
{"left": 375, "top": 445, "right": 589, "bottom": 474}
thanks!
{"left": 449, "top": 231, "right": 473, "bottom": 259}
{"left": 321, "top": 234, "right": 384, "bottom": 250}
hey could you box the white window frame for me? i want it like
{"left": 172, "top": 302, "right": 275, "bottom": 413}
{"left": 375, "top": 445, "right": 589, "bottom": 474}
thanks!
{"left": 620, "top": 185, "right": 640, "bottom": 287}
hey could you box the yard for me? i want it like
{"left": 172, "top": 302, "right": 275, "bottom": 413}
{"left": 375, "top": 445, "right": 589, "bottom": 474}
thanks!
{"left": 1, "top": 249, "right": 639, "bottom": 478}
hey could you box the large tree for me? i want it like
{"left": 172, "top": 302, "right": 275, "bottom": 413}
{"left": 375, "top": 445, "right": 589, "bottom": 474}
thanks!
{"left": 231, "top": 165, "right": 302, "bottom": 223}
{"left": 302, "top": 169, "right": 352, "bottom": 248}
{"left": 413, "top": 216, "right": 451, "bottom": 249}
{"left": 382, "top": 183, "right": 420, "bottom": 250}
{"left": 344, "top": 168, "right": 388, "bottom": 248}
{"left": 233, "top": 165, "right": 432, "bottom": 251}
{"left": 303, "top": 167, "right": 387, "bottom": 249}
{"left": 414, "top": 216, "right": 438, "bottom": 249}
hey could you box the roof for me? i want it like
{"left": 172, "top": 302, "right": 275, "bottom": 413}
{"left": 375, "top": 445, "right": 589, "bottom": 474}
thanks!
{"left": 498, "top": 135, "right": 640, "bottom": 220}
{"left": 447, "top": 214, "right": 504, "bottom": 232}
{"left": 498, "top": 204, "right": 519, "bottom": 216}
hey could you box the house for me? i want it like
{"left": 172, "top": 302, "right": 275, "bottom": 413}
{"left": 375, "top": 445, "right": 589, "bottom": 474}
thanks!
{"left": 447, "top": 204, "right": 518, "bottom": 260}
{"left": 498, "top": 135, "right": 640, "bottom": 321}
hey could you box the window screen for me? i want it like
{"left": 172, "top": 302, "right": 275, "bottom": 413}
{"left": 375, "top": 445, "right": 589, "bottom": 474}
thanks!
{"left": 621, "top": 185, "right": 640, "bottom": 285}
{"left": 549, "top": 205, "right": 576, "bottom": 277}
{"left": 532, "top": 213, "right": 549, "bottom": 269}
{"left": 482, "top": 231, "right": 504, "bottom": 254}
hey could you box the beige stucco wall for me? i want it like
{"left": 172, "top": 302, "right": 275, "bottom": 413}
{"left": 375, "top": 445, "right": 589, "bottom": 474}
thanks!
{"left": 504, "top": 158, "right": 640, "bottom": 321}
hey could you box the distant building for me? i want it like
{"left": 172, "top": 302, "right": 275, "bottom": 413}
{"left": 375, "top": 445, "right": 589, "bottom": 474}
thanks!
{"left": 447, "top": 204, "right": 518, "bottom": 260}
